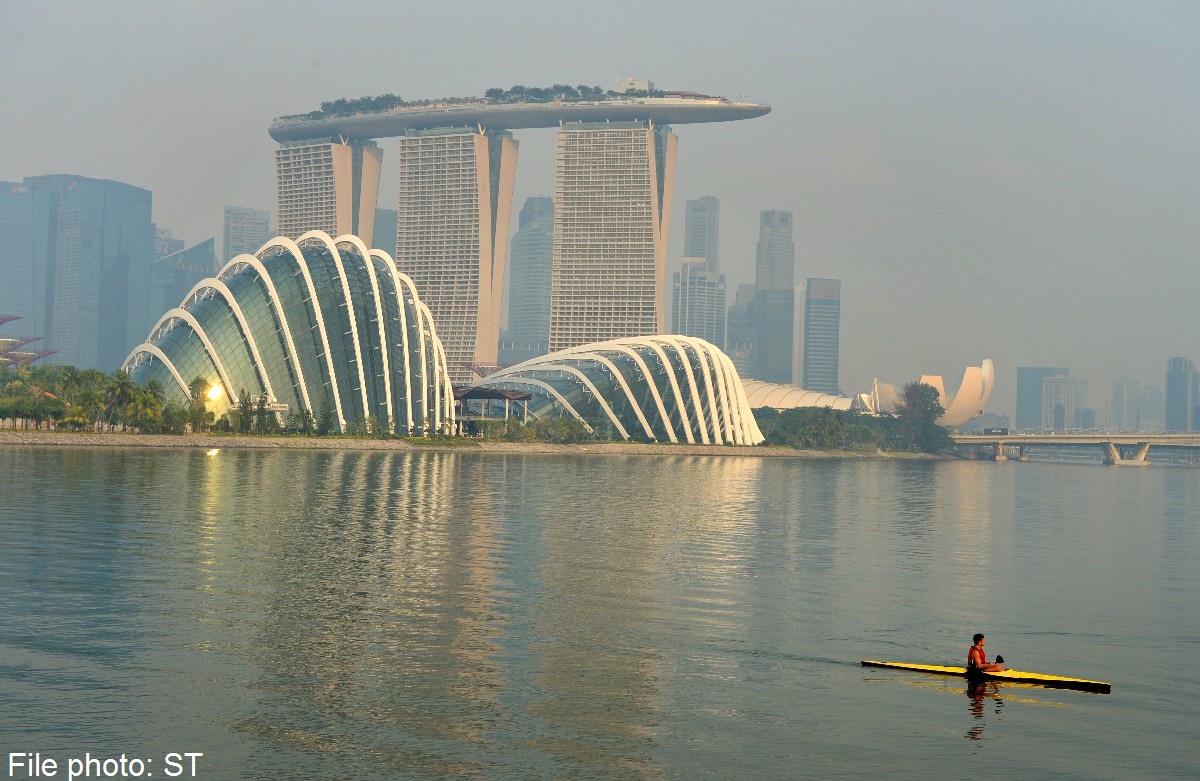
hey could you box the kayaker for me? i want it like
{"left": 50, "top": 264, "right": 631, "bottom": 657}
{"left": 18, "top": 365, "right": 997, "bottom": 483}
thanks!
{"left": 968, "top": 633, "right": 1006, "bottom": 672}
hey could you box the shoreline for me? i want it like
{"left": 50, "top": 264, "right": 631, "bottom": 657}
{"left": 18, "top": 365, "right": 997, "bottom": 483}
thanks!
{"left": 0, "top": 429, "right": 938, "bottom": 459}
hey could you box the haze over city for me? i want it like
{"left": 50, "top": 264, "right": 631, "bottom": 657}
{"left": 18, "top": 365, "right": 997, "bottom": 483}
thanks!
{"left": 3, "top": 1, "right": 1197, "bottom": 415}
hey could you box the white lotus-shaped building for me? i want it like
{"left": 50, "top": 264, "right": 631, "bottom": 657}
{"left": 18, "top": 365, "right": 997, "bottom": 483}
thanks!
{"left": 471, "top": 336, "right": 764, "bottom": 444}
{"left": 123, "top": 231, "right": 454, "bottom": 434}
{"left": 859, "top": 359, "right": 995, "bottom": 428}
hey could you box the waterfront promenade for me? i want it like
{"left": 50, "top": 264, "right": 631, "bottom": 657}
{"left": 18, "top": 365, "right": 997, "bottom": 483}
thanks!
{"left": 0, "top": 430, "right": 917, "bottom": 459}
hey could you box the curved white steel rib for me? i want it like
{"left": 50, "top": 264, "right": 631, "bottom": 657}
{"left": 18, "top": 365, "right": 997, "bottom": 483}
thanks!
{"left": 261, "top": 236, "right": 347, "bottom": 428}
{"left": 148, "top": 308, "right": 237, "bottom": 403}
{"left": 123, "top": 344, "right": 191, "bottom": 399}
{"left": 301, "top": 232, "right": 369, "bottom": 420}
{"left": 337, "top": 237, "right": 392, "bottom": 427}
{"left": 181, "top": 279, "right": 277, "bottom": 404}
{"left": 473, "top": 335, "right": 764, "bottom": 445}
{"left": 219, "top": 254, "right": 315, "bottom": 416}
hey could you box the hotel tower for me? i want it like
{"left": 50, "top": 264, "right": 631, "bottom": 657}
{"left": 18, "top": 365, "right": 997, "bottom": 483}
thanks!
{"left": 274, "top": 139, "right": 382, "bottom": 240}
{"left": 548, "top": 121, "right": 677, "bottom": 352}
{"left": 392, "top": 128, "right": 517, "bottom": 385}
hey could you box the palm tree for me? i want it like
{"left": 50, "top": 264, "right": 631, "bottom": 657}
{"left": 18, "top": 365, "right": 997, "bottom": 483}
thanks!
{"left": 105, "top": 371, "right": 137, "bottom": 431}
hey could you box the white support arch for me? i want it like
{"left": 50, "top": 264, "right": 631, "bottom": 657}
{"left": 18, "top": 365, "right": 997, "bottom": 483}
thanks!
{"left": 336, "top": 237, "right": 393, "bottom": 427}
{"left": 123, "top": 344, "right": 190, "bottom": 399}
{"left": 148, "top": 308, "right": 237, "bottom": 405}
{"left": 181, "top": 278, "right": 277, "bottom": 404}
{"left": 259, "top": 236, "right": 348, "bottom": 430}
{"left": 219, "top": 253, "right": 315, "bottom": 416}
{"left": 301, "top": 231, "right": 369, "bottom": 421}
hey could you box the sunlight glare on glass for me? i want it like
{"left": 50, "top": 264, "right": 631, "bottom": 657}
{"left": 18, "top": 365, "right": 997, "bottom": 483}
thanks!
{"left": 207, "top": 384, "right": 223, "bottom": 401}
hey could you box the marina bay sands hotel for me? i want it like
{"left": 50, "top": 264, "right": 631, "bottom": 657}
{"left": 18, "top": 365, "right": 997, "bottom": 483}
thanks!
{"left": 268, "top": 84, "right": 770, "bottom": 382}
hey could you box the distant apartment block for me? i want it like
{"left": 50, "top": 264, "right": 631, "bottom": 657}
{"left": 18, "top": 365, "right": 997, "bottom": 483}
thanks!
{"left": 549, "top": 121, "right": 677, "bottom": 352}
{"left": 800, "top": 278, "right": 841, "bottom": 395}
{"left": 223, "top": 206, "right": 270, "bottom": 263}
{"left": 501, "top": 196, "right": 553, "bottom": 365}
{"left": 274, "top": 138, "right": 381, "bottom": 239}
{"left": 393, "top": 128, "right": 517, "bottom": 384}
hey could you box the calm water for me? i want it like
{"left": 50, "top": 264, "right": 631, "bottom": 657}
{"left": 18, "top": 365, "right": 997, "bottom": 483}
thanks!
{"left": 1, "top": 447, "right": 1197, "bottom": 780}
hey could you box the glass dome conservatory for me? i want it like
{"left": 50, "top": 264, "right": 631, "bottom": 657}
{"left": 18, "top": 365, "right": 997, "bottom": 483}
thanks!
{"left": 124, "top": 231, "right": 454, "bottom": 434}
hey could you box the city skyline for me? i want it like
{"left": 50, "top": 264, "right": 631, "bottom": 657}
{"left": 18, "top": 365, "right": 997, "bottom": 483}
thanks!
{"left": 3, "top": 3, "right": 1197, "bottom": 415}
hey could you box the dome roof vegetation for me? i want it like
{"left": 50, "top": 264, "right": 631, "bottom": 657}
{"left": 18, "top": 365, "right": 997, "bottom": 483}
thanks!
{"left": 293, "top": 84, "right": 670, "bottom": 121}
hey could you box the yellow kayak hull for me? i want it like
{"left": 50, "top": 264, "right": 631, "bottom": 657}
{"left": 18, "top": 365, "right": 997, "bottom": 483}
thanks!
{"left": 861, "top": 660, "right": 1111, "bottom": 693}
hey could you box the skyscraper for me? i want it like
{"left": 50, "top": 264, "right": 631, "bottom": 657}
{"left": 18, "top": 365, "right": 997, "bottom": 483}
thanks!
{"left": 1165, "top": 356, "right": 1199, "bottom": 432}
{"left": 501, "top": 196, "right": 554, "bottom": 364}
{"left": 1042, "top": 374, "right": 1086, "bottom": 432}
{"left": 24, "top": 175, "right": 156, "bottom": 371}
{"left": 800, "top": 278, "right": 841, "bottom": 394}
{"left": 393, "top": 128, "right": 517, "bottom": 384}
{"left": 753, "top": 210, "right": 795, "bottom": 383}
{"left": 671, "top": 258, "right": 726, "bottom": 345}
{"left": 274, "top": 138, "right": 381, "bottom": 239}
{"left": 146, "top": 239, "right": 217, "bottom": 336}
{"left": 1016, "top": 367, "right": 1068, "bottom": 430}
{"left": 672, "top": 195, "right": 725, "bottom": 345}
{"left": 683, "top": 196, "right": 719, "bottom": 273}
{"left": 725, "top": 283, "right": 756, "bottom": 378}
{"left": 1110, "top": 377, "right": 1141, "bottom": 432}
{"left": 549, "top": 121, "right": 677, "bottom": 352}
{"left": 0, "top": 180, "right": 57, "bottom": 338}
{"left": 755, "top": 210, "right": 795, "bottom": 293}
{"left": 223, "top": 206, "right": 270, "bottom": 263}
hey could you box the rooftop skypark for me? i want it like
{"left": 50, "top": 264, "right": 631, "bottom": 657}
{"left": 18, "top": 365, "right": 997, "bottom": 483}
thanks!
{"left": 268, "top": 84, "right": 770, "bottom": 141}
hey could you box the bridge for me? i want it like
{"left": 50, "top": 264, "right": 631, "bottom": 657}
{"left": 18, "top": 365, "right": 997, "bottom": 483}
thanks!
{"left": 951, "top": 433, "right": 1200, "bottom": 466}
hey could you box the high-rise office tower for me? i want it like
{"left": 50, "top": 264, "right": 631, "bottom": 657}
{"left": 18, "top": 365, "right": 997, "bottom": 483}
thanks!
{"left": 1110, "top": 377, "right": 1141, "bottom": 432}
{"left": 274, "top": 138, "right": 382, "bottom": 239}
{"left": 393, "top": 128, "right": 518, "bottom": 384}
{"left": 755, "top": 210, "right": 795, "bottom": 293}
{"left": 223, "top": 206, "right": 270, "bottom": 263}
{"left": 753, "top": 210, "right": 795, "bottom": 383}
{"left": 148, "top": 239, "right": 216, "bottom": 334}
{"left": 1138, "top": 384, "right": 1165, "bottom": 432}
{"left": 672, "top": 258, "right": 726, "bottom": 345}
{"left": 1042, "top": 374, "right": 1086, "bottom": 432}
{"left": 673, "top": 195, "right": 725, "bottom": 345}
{"left": 155, "top": 228, "right": 184, "bottom": 260}
{"left": 501, "top": 196, "right": 554, "bottom": 365}
{"left": 725, "top": 283, "right": 756, "bottom": 378}
{"left": 549, "top": 121, "right": 677, "bottom": 352}
{"left": 800, "top": 278, "right": 841, "bottom": 394}
{"left": 1165, "top": 356, "right": 1199, "bottom": 432}
{"left": 683, "top": 196, "right": 719, "bottom": 273}
{"left": 1016, "top": 367, "right": 1068, "bottom": 430}
{"left": 24, "top": 175, "right": 156, "bottom": 371}
{"left": 0, "top": 180, "right": 58, "bottom": 339}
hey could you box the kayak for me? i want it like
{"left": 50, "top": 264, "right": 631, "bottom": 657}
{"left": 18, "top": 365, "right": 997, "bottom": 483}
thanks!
{"left": 861, "top": 660, "right": 1111, "bottom": 693}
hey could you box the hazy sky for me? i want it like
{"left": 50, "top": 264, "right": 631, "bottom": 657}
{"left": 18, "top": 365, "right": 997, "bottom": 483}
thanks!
{"left": 4, "top": 1, "right": 1197, "bottom": 416}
